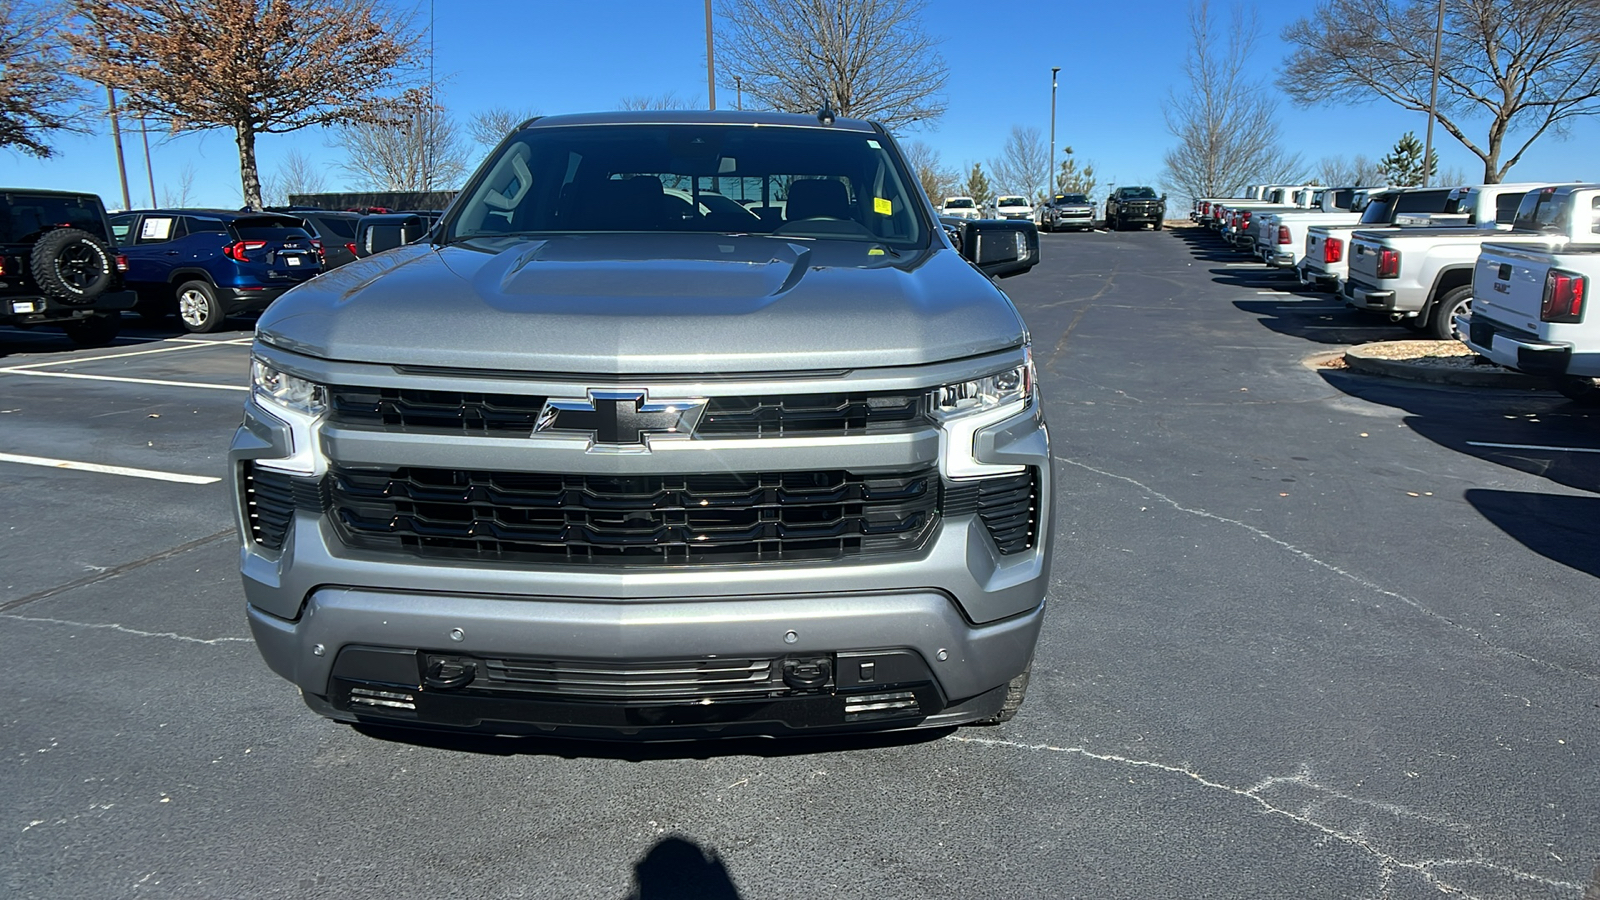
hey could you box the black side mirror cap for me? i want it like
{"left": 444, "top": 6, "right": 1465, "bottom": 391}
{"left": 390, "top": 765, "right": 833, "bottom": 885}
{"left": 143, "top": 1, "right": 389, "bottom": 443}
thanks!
{"left": 355, "top": 214, "right": 426, "bottom": 258}
{"left": 947, "top": 218, "right": 1039, "bottom": 279}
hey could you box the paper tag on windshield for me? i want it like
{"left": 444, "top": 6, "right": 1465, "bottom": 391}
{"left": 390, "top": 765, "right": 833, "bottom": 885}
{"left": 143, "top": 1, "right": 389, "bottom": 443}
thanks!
{"left": 140, "top": 217, "right": 173, "bottom": 240}
{"left": 874, "top": 197, "right": 893, "bottom": 216}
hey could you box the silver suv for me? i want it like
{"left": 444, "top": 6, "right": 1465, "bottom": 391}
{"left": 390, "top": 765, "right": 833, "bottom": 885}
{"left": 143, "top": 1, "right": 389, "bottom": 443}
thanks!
{"left": 231, "top": 111, "right": 1053, "bottom": 739}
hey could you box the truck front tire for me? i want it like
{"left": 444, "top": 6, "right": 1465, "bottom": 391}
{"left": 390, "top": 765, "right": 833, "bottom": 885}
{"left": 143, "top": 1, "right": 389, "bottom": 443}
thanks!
{"left": 1429, "top": 286, "right": 1472, "bottom": 341}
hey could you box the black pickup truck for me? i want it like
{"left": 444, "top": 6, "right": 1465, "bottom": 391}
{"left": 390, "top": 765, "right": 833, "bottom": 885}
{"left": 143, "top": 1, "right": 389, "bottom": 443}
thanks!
{"left": 1104, "top": 187, "right": 1166, "bottom": 231}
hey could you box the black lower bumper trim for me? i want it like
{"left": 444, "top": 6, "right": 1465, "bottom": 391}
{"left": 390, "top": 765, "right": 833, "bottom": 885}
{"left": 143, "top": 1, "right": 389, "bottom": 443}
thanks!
{"left": 327, "top": 677, "right": 948, "bottom": 739}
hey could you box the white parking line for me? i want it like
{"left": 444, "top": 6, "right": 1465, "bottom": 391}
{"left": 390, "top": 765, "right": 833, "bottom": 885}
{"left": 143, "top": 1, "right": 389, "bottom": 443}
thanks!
{"left": 0, "top": 452, "right": 221, "bottom": 484}
{"left": 1467, "top": 441, "right": 1600, "bottom": 455}
{"left": 0, "top": 337, "right": 249, "bottom": 371}
{"left": 0, "top": 370, "right": 247, "bottom": 391}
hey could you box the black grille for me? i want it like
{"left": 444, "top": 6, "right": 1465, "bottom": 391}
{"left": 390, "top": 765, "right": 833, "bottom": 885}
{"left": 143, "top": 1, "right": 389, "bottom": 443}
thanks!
{"left": 327, "top": 386, "right": 926, "bottom": 438}
{"left": 477, "top": 656, "right": 782, "bottom": 699}
{"left": 329, "top": 465, "right": 938, "bottom": 565}
{"left": 241, "top": 463, "right": 323, "bottom": 549}
{"left": 941, "top": 470, "right": 1038, "bottom": 554}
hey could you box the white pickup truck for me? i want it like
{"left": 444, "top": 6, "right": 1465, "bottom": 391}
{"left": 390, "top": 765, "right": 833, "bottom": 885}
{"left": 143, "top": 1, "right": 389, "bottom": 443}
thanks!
{"left": 1342, "top": 183, "right": 1577, "bottom": 339}
{"left": 1298, "top": 186, "right": 1465, "bottom": 292}
{"left": 1217, "top": 186, "right": 1315, "bottom": 247}
{"left": 1461, "top": 187, "right": 1600, "bottom": 403}
{"left": 1253, "top": 186, "right": 1380, "bottom": 269}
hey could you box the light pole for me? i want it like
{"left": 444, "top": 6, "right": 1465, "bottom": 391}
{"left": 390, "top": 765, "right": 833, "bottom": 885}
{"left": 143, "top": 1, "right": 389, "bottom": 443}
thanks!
{"left": 705, "top": 0, "right": 716, "bottom": 110}
{"left": 1049, "top": 67, "right": 1060, "bottom": 195}
{"left": 1421, "top": 0, "right": 1444, "bottom": 187}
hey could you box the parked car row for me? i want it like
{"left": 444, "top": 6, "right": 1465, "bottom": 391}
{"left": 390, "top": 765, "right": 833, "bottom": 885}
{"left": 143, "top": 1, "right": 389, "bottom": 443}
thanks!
{"left": 1193, "top": 180, "right": 1600, "bottom": 402}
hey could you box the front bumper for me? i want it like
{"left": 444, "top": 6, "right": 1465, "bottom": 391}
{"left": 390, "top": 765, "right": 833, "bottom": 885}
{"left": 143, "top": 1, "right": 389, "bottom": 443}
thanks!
{"left": 231, "top": 361, "right": 1055, "bottom": 737}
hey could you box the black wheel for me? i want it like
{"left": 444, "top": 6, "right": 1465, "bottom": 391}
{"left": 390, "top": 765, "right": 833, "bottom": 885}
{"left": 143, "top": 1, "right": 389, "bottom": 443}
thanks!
{"left": 1040, "top": 218, "right": 1051, "bottom": 234}
{"left": 30, "top": 228, "right": 114, "bottom": 304}
{"left": 1153, "top": 219, "right": 1164, "bottom": 231}
{"left": 1106, "top": 215, "right": 1118, "bottom": 231}
{"left": 1428, "top": 285, "right": 1473, "bottom": 341}
{"left": 974, "top": 664, "right": 1031, "bottom": 725}
{"left": 60, "top": 313, "right": 121, "bottom": 348}
{"left": 175, "top": 279, "right": 225, "bottom": 333}
{"left": 1556, "top": 376, "right": 1600, "bottom": 406}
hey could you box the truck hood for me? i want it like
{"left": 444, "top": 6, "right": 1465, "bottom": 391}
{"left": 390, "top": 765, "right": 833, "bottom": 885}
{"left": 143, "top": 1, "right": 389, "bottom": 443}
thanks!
{"left": 256, "top": 233, "right": 1026, "bottom": 374}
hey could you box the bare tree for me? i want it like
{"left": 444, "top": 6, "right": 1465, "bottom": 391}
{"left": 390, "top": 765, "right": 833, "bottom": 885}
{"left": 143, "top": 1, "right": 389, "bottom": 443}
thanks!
{"left": 990, "top": 125, "right": 1050, "bottom": 203}
{"left": 70, "top": 0, "right": 421, "bottom": 209}
{"left": 1281, "top": 0, "right": 1600, "bottom": 184}
{"left": 160, "top": 161, "right": 194, "bottom": 207}
{"left": 0, "top": 0, "right": 83, "bottom": 157}
{"left": 335, "top": 105, "right": 468, "bottom": 192}
{"left": 617, "top": 91, "right": 699, "bottom": 111}
{"left": 264, "top": 148, "right": 326, "bottom": 206}
{"left": 468, "top": 105, "right": 539, "bottom": 148}
{"left": 1315, "top": 153, "right": 1385, "bottom": 185}
{"left": 714, "top": 0, "right": 948, "bottom": 130}
{"left": 901, "top": 139, "right": 957, "bottom": 204}
{"left": 1056, "top": 146, "right": 1097, "bottom": 198}
{"left": 1160, "top": 0, "right": 1303, "bottom": 204}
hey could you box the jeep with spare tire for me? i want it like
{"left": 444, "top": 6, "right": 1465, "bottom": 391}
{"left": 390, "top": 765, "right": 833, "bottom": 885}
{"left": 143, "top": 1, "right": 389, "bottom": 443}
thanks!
{"left": 0, "top": 188, "right": 134, "bottom": 347}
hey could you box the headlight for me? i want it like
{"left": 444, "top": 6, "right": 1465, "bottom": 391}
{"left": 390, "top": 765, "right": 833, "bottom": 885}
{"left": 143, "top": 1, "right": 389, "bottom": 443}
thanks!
{"left": 928, "top": 350, "right": 1033, "bottom": 417}
{"left": 252, "top": 357, "right": 327, "bottom": 416}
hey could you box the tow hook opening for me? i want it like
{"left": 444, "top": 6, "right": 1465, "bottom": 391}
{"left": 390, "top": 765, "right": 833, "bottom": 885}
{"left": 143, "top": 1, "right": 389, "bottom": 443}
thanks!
{"left": 423, "top": 655, "right": 477, "bottom": 690}
{"left": 781, "top": 656, "right": 833, "bottom": 692}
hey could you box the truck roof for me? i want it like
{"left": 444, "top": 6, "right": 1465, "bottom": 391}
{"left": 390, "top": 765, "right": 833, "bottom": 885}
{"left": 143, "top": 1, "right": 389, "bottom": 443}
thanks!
{"left": 520, "top": 110, "right": 880, "bottom": 134}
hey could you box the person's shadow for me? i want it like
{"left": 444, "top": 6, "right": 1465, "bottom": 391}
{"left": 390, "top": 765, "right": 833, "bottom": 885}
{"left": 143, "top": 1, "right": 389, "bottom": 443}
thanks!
{"left": 624, "top": 835, "right": 745, "bottom": 900}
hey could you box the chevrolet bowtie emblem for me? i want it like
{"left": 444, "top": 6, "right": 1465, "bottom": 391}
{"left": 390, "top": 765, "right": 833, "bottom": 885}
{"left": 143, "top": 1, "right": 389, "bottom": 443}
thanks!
{"left": 534, "top": 390, "right": 707, "bottom": 450}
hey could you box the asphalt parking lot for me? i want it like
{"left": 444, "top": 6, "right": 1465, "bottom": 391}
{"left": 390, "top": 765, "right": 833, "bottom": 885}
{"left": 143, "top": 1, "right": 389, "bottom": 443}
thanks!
{"left": 3, "top": 230, "right": 1598, "bottom": 899}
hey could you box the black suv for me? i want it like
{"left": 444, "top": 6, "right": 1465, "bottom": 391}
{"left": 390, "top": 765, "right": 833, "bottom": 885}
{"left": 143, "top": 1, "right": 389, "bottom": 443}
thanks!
{"left": 1, "top": 189, "right": 134, "bottom": 347}
{"left": 1104, "top": 187, "right": 1167, "bottom": 231}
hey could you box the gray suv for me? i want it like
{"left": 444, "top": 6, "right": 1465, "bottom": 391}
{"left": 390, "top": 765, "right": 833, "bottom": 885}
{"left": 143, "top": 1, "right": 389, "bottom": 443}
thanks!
{"left": 231, "top": 111, "right": 1053, "bottom": 739}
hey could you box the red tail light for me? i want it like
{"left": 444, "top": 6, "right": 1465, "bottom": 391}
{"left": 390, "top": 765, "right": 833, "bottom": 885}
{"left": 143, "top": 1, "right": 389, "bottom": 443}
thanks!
{"left": 1242, "top": 211, "right": 1253, "bottom": 226}
{"left": 1277, "top": 225, "right": 1291, "bottom": 245}
{"left": 1377, "top": 248, "right": 1401, "bottom": 279}
{"left": 1542, "top": 269, "right": 1586, "bottom": 323}
{"left": 224, "top": 240, "right": 268, "bottom": 262}
{"left": 0, "top": 258, "right": 7, "bottom": 275}
{"left": 310, "top": 239, "right": 325, "bottom": 263}
{"left": 345, "top": 242, "right": 359, "bottom": 258}
{"left": 1323, "top": 237, "right": 1344, "bottom": 264}
{"left": 115, "top": 254, "right": 128, "bottom": 272}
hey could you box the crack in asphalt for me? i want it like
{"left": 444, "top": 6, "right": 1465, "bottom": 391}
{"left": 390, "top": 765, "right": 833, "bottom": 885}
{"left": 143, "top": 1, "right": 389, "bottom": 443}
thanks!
{"left": 0, "top": 528, "right": 236, "bottom": 613}
{"left": 948, "top": 734, "right": 1582, "bottom": 899}
{"left": 0, "top": 612, "right": 252, "bottom": 645}
{"left": 1054, "top": 455, "right": 1599, "bottom": 683}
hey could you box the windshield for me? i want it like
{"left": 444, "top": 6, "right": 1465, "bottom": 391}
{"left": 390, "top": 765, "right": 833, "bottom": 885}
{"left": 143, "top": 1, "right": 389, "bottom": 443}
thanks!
{"left": 448, "top": 124, "right": 928, "bottom": 248}
{"left": 1120, "top": 188, "right": 1158, "bottom": 199}
{"left": 943, "top": 198, "right": 974, "bottom": 208}
{"left": 996, "top": 197, "right": 1027, "bottom": 207}
{"left": 1056, "top": 194, "right": 1087, "bottom": 205}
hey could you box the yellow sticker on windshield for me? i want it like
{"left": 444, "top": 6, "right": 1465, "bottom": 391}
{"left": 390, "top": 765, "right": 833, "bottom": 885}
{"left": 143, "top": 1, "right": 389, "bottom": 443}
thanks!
{"left": 868, "top": 248, "right": 885, "bottom": 256}
{"left": 874, "top": 197, "right": 893, "bottom": 215}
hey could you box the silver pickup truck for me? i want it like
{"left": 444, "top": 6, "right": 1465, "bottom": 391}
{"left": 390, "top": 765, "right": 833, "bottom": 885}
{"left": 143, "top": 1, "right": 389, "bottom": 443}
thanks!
{"left": 229, "top": 110, "right": 1054, "bottom": 739}
{"left": 1342, "top": 183, "right": 1573, "bottom": 339}
{"left": 1462, "top": 190, "right": 1600, "bottom": 404}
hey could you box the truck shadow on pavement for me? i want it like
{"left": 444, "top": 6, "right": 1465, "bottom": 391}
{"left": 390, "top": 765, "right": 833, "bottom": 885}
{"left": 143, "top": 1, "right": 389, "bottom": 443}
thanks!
{"left": 1319, "top": 369, "right": 1600, "bottom": 574}
{"left": 623, "top": 835, "right": 745, "bottom": 900}
{"left": 1233, "top": 298, "right": 1411, "bottom": 345}
{"left": 352, "top": 722, "right": 957, "bottom": 761}
{"left": 1464, "top": 489, "right": 1600, "bottom": 578}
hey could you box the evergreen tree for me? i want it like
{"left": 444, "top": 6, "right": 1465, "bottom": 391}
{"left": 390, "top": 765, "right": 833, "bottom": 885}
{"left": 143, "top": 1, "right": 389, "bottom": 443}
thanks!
{"left": 1379, "top": 132, "right": 1438, "bottom": 187}
{"left": 961, "top": 163, "right": 992, "bottom": 207}
{"left": 1056, "top": 146, "right": 1097, "bottom": 199}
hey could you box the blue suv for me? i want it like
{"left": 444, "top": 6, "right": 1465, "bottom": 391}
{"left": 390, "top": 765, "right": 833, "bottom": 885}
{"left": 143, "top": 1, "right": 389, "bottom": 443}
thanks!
{"left": 109, "top": 210, "right": 323, "bottom": 332}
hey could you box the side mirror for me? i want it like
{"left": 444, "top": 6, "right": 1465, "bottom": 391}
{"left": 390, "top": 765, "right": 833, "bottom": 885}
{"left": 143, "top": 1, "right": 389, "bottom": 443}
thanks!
{"left": 948, "top": 219, "right": 1039, "bottom": 279}
{"left": 355, "top": 213, "right": 426, "bottom": 258}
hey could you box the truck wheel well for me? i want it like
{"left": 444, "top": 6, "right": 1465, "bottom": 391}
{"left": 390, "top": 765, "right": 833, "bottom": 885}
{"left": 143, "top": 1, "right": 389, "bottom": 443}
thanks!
{"left": 1429, "top": 267, "right": 1472, "bottom": 307}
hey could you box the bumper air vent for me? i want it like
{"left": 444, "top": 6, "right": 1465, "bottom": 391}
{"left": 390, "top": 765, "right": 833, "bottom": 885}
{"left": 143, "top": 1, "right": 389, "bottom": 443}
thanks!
{"left": 241, "top": 462, "right": 323, "bottom": 549}
{"left": 941, "top": 469, "right": 1038, "bottom": 554}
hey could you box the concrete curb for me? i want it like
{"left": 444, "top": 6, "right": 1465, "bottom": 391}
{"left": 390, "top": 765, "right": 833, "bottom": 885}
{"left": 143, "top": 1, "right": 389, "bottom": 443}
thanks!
{"left": 1343, "top": 343, "right": 1549, "bottom": 389}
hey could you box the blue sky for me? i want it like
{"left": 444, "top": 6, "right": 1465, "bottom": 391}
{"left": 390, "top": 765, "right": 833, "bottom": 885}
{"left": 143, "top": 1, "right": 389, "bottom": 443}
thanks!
{"left": 8, "top": 0, "right": 1597, "bottom": 209}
